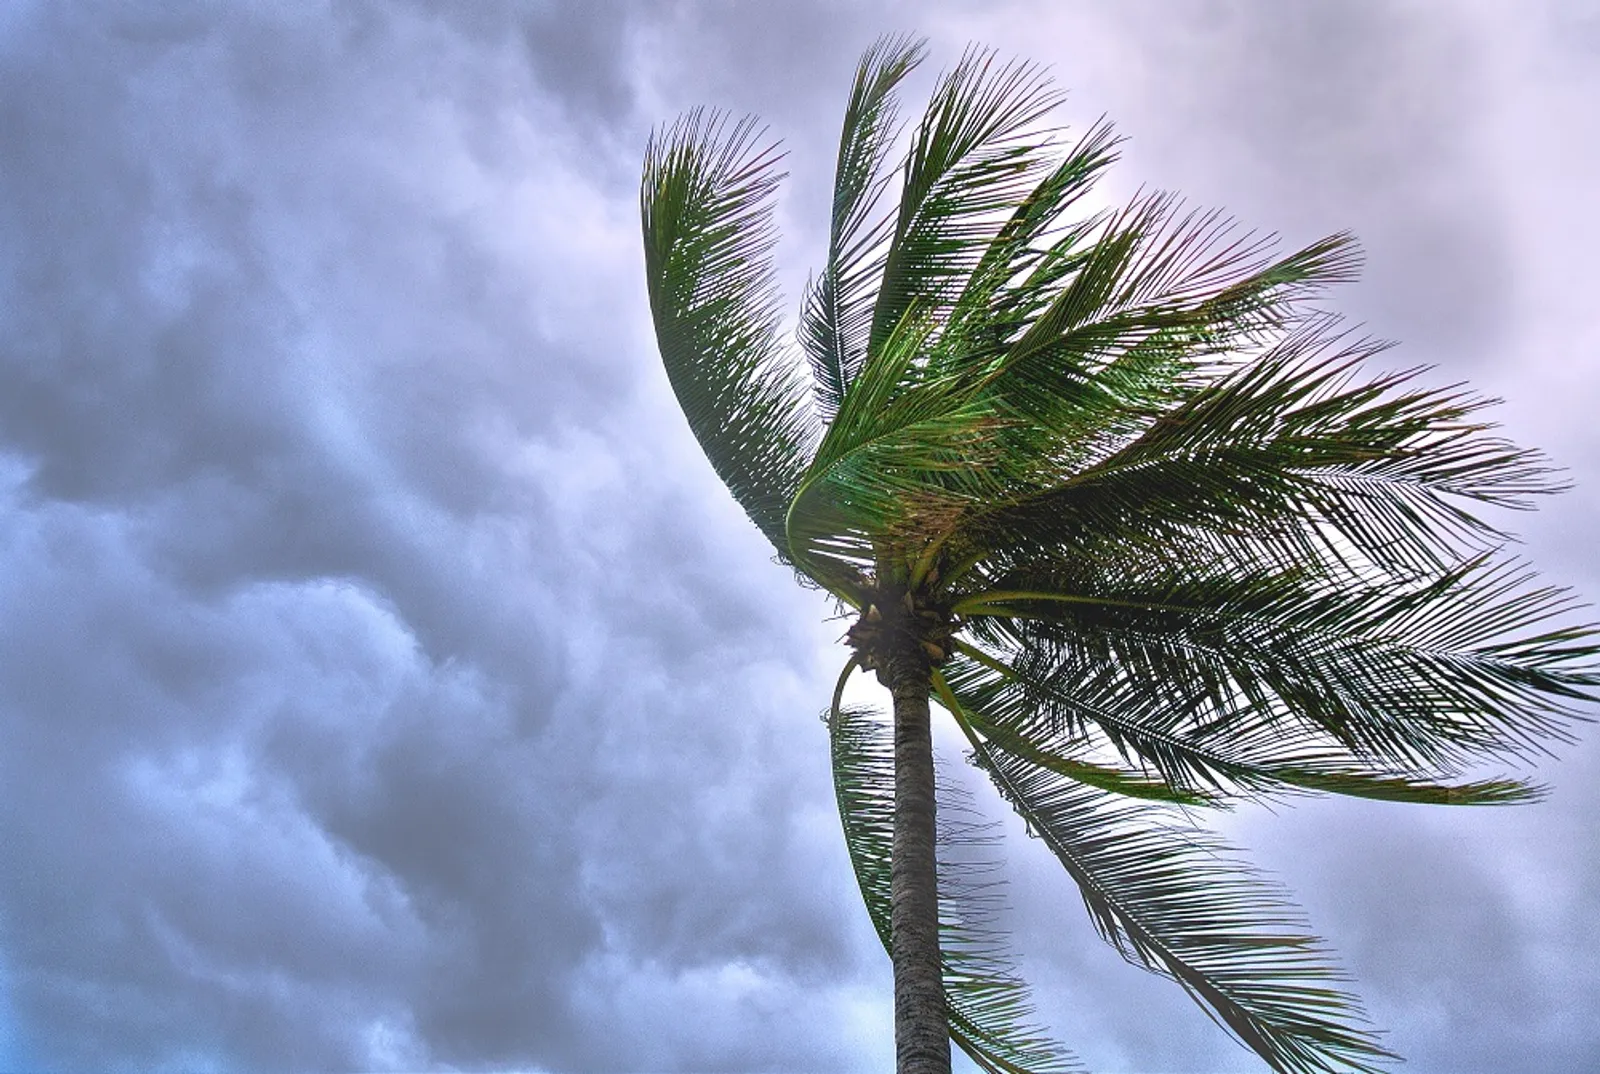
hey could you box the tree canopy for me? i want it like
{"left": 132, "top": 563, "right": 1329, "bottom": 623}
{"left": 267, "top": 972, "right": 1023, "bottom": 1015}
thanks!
{"left": 640, "top": 35, "right": 1598, "bottom": 1074}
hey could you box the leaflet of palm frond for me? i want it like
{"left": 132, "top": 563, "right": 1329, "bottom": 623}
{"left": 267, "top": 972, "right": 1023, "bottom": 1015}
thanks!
{"left": 870, "top": 47, "right": 1066, "bottom": 356}
{"left": 955, "top": 319, "right": 1560, "bottom": 580}
{"left": 802, "top": 35, "right": 928, "bottom": 419}
{"left": 961, "top": 726, "right": 1396, "bottom": 1074}
{"left": 641, "top": 112, "right": 817, "bottom": 561}
{"left": 827, "top": 696, "right": 1080, "bottom": 1074}
{"left": 943, "top": 641, "right": 1547, "bottom": 807}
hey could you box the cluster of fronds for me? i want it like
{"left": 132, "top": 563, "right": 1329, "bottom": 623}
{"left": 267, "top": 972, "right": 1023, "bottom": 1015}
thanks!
{"left": 641, "top": 34, "right": 1597, "bottom": 1074}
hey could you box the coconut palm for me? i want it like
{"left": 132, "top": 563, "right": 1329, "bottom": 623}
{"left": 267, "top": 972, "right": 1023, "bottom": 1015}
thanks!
{"left": 639, "top": 36, "right": 1597, "bottom": 1074}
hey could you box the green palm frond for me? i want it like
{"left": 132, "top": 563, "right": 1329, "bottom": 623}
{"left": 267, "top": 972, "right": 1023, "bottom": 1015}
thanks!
{"left": 978, "top": 204, "right": 1357, "bottom": 399}
{"left": 871, "top": 47, "right": 1065, "bottom": 357}
{"left": 956, "top": 316, "right": 1562, "bottom": 586}
{"left": 954, "top": 550, "right": 1597, "bottom": 778}
{"left": 944, "top": 641, "right": 1549, "bottom": 807}
{"left": 937, "top": 118, "right": 1122, "bottom": 355}
{"left": 789, "top": 308, "right": 1025, "bottom": 592}
{"left": 946, "top": 689, "right": 1396, "bottom": 1074}
{"left": 788, "top": 309, "right": 950, "bottom": 590}
{"left": 802, "top": 34, "right": 928, "bottom": 419}
{"left": 828, "top": 686, "right": 1079, "bottom": 1074}
{"left": 931, "top": 671, "right": 1218, "bottom": 806}
{"left": 642, "top": 111, "right": 816, "bottom": 559}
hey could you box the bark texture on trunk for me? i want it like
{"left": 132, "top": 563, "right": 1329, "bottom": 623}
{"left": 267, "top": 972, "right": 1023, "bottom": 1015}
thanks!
{"left": 886, "top": 646, "right": 951, "bottom": 1074}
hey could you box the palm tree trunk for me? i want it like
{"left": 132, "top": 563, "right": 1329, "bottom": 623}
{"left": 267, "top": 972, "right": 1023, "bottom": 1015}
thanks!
{"left": 886, "top": 646, "right": 951, "bottom": 1074}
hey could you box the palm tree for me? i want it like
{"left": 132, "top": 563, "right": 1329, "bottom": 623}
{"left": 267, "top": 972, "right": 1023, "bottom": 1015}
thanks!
{"left": 639, "top": 36, "right": 1597, "bottom": 1074}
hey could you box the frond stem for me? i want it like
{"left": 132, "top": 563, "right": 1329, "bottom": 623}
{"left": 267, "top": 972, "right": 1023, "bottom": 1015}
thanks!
{"left": 830, "top": 655, "right": 862, "bottom": 725}
{"left": 955, "top": 590, "right": 1162, "bottom": 616}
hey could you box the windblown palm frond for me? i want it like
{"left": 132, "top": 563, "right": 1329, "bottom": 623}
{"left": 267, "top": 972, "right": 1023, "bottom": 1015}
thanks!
{"left": 643, "top": 34, "right": 1597, "bottom": 1074}
{"left": 953, "top": 554, "right": 1594, "bottom": 778}
{"left": 940, "top": 670, "right": 1395, "bottom": 1074}
{"left": 802, "top": 34, "right": 927, "bottom": 419}
{"left": 642, "top": 112, "right": 816, "bottom": 559}
{"left": 870, "top": 46, "right": 1066, "bottom": 358}
{"left": 953, "top": 317, "right": 1561, "bottom": 585}
{"left": 942, "top": 636, "right": 1550, "bottom": 812}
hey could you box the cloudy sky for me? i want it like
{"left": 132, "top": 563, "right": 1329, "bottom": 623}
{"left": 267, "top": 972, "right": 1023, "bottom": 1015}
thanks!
{"left": 2, "top": 2, "right": 1597, "bottom": 1071}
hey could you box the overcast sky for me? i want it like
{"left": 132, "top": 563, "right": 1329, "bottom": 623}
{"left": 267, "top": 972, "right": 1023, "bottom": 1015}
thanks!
{"left": 2, "top": 2, "right": 1598, "bottom": 1072}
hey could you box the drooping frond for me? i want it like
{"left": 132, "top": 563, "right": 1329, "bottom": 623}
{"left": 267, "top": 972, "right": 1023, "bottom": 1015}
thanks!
{"left": 828, "top": 680, "right": 1078, "bottom": 1074}
{"left": 642, "top": 111, "right": 816, "bottom": 560}
{"left": 943, "top": 683, "right": 1397, "bottom": 1074}
{"left": 802, "top": 34, "right": 927, "bottom": 418}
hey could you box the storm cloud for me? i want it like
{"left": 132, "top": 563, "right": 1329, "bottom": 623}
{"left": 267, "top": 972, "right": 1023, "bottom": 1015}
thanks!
{"left": 1, "top": 3, "right": 1596, "bottom": 1071}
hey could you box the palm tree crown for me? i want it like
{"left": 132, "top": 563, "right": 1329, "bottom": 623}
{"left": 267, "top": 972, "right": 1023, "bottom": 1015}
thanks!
{"left": 640, "top": 35, "right": 1598, "bottom": 1074}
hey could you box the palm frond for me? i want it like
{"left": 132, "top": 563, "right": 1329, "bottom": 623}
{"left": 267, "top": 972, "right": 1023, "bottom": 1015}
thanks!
{"left": 802, "top": 34, "right": 927, "bottom": 419}
{"left": 944, "top": 640, "right": 1550, "bottom": 807}
{"left": 642, "top": 111, "right": 816, "bottom": 559}
{"left": 955, "top": 546, "right": 1598, "bottom": 779}
{"left": 932, "top": 671, "right": 1219, "bottom": 806}
{"left": 956, "top": 317, "right": 1565, "bottom": 585}
{"left": 949, "top": 697, "right": 1396, "bottom": 1074}
{"left": 968, "top": 203, "right": 1360, "bottom": 417}
{"left": 937, "top": 119, "right": 1122, "bottom": 355}
{"left": 828, "top": 681, "right": 1079, "bottom": 1074}
{"left": 788, "top": 310, "right": 1019, "bottom": 591}
{"left": 870, "top": 47, "right": 1066, "bottom": 356}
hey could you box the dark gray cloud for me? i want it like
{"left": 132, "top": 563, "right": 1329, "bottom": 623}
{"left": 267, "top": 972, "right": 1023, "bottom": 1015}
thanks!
{"left": 1, "top": 2, "right": 1596, "bottom": 1072}
{"left": 401, "top": 0, "right": 642, "bottom": 127}
{"left": 0, "top": 3, "right": 868, "bottom": 1070}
